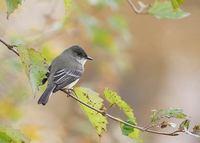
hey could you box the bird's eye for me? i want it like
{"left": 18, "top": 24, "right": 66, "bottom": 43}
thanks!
{"left": 77, "top": 52, "right": 82, "bottom": 56}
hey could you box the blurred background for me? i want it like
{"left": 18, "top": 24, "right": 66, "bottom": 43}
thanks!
{"left": 0, "top": 0, "right": 200, "bottom": 143}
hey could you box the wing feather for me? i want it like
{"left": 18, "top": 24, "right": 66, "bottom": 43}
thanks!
{"left": 53, "top": 68, "right": 82, "bottom": 87}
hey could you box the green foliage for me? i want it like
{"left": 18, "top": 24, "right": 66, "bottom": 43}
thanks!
{"left": 74, "top": 87, "right": 107, "bottom": 136}
{"left": 148, "top": 0, "right": 190, "bottom": 19}
{"left": 16, "top": 46, "right": 48, "bottom": 94}
{"left": 5, "top": 0, "right": 22, "bottom": 18}
{"left": 171, "top": 0, "right": 184, "bottom": 9}
{"left": 0, "top": 126, "right": 30, "bottom": 143}
{"left": 121, "top": 119, "right": 141, "bottom": 142}
{"left": 121, "top": 120, "right": 135, "bottom": 136}
{"left": 104, "top": 88, "right": 135, "bottom": 121}
{"left": 179, "top": 119, "right": 190, "bottom": 130}
{"left": 103, "top": 88, "right": 141, "bottom": 141}
{"left": 151, "top": 108, "right": 187, "bottom": 123}
{"left": 193, "top": 125, "right": 200, "bottom": 135}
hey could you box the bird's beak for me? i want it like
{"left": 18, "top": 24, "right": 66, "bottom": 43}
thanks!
{"left": 86, "top": 56, "right": 93, "bottom": 60}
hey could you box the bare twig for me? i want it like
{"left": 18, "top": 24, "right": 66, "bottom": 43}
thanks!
{"left": 144, "top": 123, "right": 159, "bottom": 131}
{"left": 184, "top": 128, "right": 200, "bottom": 138}
{"left": 126, "top": 0, "right": 148, "bottom": 14}
{"left": 0, "top": 38, "right": 19, "bottom": 56}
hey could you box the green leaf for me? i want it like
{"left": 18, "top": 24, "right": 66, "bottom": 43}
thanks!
{"left": 6, "top": 0, "right": 22, "bottom": 18}
{"left": 179, "top": 119, "right": 190, "bottom": 130}
{"left": 148, "top": 0, "right": 190, "bottom": 19}
{"left": 151, "top": 108, "right": 187, "bottom": 123}
{"left": 104, "top": 88, "right": 135, "bottom": 121}
{"left": 121, "top": 120, "right": 135, "bottom": 136}
{"left": 121, "top": 120, "right": 141, "bottom": 142}
{"left": 171, "top": 0, "right": 184, "bottom": 10}
{"left": 103, "top": 88, "right": 141, "bottom": 141}
{"left": 16, "top": 47, "right": 48, "bottom": 94}
{"left": 74, "top": 87, "right": 107, "bottom": 136}
{"left": 0, "top": 126, "right": 30, "bottom": 143}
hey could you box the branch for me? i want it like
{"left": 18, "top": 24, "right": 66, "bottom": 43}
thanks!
{"left": 62, "top": 90, "right": 187, "bottom": 137}
{"left": 0, "top": 38, "right": 19, "bottom": 56}
{"left": 2, "top": 39, "right": 200, "bottom": 138}
{"left": 126, "top": 0, "right": 148, "bottom": 14}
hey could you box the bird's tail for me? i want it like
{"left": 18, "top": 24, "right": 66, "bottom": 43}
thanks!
{"left": 38, "top": 85, "right": 55, "bottom": 105}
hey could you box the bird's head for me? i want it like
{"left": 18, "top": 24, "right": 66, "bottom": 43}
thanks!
{"left": 66, "top": 45, "right": 93, "bottom": 64}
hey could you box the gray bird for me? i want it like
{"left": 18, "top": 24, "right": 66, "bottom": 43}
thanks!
{"left": 38, "top": 45, "right": 93, "bottom": 105}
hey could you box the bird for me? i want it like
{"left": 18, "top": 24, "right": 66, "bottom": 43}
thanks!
{"left": 38, "top": 45, "right": 93, "bottom": 105}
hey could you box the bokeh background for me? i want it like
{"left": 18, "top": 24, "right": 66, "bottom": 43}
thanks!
{"left": 0, "top": 0, "right": 200, "bottom": 143}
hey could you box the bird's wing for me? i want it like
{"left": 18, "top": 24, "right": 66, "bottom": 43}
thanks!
{"left": 53, "top": 68, "right": 82, "bottom": 88}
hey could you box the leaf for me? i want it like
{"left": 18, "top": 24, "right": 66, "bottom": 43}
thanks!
{"left": 103, "top": 88, "right": 141, "bottom": 141}
{"left": 0, "top": 126, "right": 30, "bottom": 143}
{"left": 16, "top": 46, "right": 48, "bottom": 94}
{"left": 192, "top": 125, "right": 200, "bottom": 135}
{"left": 120, "top": 120, "right": 141, "bottom": 142}
{"left": 151, "top": 108, "right": 187, "bottom": 123}
{"left": 104, "top": 88, "right": 135, "bottom": 121}
{"left": 171, "top": 0, "right": 184, "bottom": 10}
{"left": 159, "top": 121, "right": 177, "bottom": 129}
{"left": 5, "top": 0, "right": 22, "bottom": 18}
{"left": 121, "top": 120, "right": 135, "bottom": 135}
{"left": 179, "top": 119, "right": 190, "bottom": 130}
{"left": 148, "top": 0, "right": 190, "bottom": 19}
{"left": 74, "top": 87, "right": 107, "bottom": 136}
{"left": 160, "top": 121, "right": 177, "bottom": 129}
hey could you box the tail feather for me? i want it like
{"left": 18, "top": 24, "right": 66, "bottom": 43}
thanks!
{"left": 38, "top": 85, "right": 55, "bottom": 105}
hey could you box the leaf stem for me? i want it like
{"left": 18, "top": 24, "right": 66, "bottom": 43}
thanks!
{"left": 0, "top": 38, "right": 19, "bottom": 56}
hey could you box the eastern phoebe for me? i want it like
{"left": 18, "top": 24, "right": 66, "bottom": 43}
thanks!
{"left": 38, "top": 45, "right": 93, "bottom": 105}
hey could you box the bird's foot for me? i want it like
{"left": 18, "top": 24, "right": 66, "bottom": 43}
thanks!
{"left": 65, "top": 89, "right": 71, "bottom": 97}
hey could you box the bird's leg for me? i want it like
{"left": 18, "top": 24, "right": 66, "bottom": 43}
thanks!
{"left": 68, "top": 88, "right": 78, "bottom": 97}
{"left": 65, "top": 89, "right": 72, "bottom": 97}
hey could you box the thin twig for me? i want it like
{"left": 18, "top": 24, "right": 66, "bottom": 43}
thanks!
{"left": 0, "top": 38, "right": 19, "bottom": 56}
{"left": 184, "top": 128, "right": 200, "bottom": 138}
{"left": 62, "top": 89, "right": 105, "bottom": 115}
{"left": 126, "top": 0, "right": 148, "bottom": 14}
{"left": 144, "top": 123, "right": 159, "bottom": 131}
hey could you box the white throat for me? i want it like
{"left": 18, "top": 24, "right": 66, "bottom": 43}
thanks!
{"left": 76, "top": 58, "right": 87, "bottom": 67}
